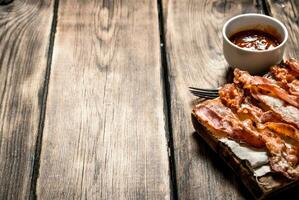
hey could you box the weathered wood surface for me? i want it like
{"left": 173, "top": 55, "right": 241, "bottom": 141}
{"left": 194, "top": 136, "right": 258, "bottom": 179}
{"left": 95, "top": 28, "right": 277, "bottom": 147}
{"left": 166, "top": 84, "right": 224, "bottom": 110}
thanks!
{"left": 36, "top": 0, "right": 171, "bottom": 199}
{"left": 265, "top": 0, "right": 299, "bottom": 58}
{"left": 162, "top": 0, "right": 263, "bottom": 199}
{"left": 0, "top": 0, "right": 53, "bottom": 199}
{"left": 1, "top": 0, "right": 298, "bottom": 199}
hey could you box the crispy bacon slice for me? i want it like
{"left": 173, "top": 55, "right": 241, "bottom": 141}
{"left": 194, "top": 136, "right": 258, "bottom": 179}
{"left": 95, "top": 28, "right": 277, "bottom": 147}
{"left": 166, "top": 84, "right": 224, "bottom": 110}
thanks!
{"left": 288, "top": 80, "right": 299, "bottom": 96}
{"left": 250, "top": 90, "right": 299, "bottom": 129}
{"left": 259, "top": 130, "right": 299, "bottom": 180}
{"left": 260, "top": 122, "right": 299, "bottom": 143}
{"left": 286, "top": 59, "right": 299, "bottom": 74}
{"left": 219, "top": 84, "right": 287, "bottom": 124}
{"left": 271, "top": 65, "right": 298, "bottom": 83}
{"left": 270, "top": 64, "right": 299, "bottom": 96}
{"left": 234, "top": 69, "right": 299, "bottom": 108}
{"left": 238, "top": 100, "right": 282, "bottom": 124}
{"left": 193, "top": 99, "right": 264, "bottom": 148}
{"left": 219, "top": 84, "right": 243, "bottom": 111}
{"left": 219, "top": 83, "right": 299, "bottom": 134}
{"left": 252, "top": 84, "right": 299, "bottom": 107}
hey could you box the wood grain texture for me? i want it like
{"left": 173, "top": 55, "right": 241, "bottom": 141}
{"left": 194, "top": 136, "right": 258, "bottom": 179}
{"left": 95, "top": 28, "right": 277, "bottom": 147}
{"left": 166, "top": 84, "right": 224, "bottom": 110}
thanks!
{"left": 162, "top": 0, "right": 262, "bottom": 199}
{"left": 0, "top": 0, "right": 53, "bottom": 199}
{"left": 37, "top": 0, "right": 171, "bottom": 199}
{"left": 265, "top": 0, "right": 299, "bottom": 58}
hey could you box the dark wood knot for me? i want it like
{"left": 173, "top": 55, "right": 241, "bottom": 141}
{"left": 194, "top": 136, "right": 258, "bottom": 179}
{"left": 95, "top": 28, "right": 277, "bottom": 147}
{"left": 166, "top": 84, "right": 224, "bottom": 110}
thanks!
{"left": 0, "top": 0, "right": 13, "bottom": 5}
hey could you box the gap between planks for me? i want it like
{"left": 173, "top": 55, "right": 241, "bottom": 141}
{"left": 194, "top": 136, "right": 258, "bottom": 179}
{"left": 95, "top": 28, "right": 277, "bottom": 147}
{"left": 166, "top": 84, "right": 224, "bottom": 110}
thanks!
{"left": 260, "top": 0, "right": 271, "bottom": 15}
{"left": 157, "top": 0, "right": 179, "bottom": 199}
{"left": 29, "top": 0, "right": 60, "bottom": 199}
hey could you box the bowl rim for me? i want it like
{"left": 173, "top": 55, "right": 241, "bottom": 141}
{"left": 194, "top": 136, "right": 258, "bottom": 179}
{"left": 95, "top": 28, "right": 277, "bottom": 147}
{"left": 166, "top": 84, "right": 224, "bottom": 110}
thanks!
{"left": 222, "top": 13, "right": 288, "bottom": 53}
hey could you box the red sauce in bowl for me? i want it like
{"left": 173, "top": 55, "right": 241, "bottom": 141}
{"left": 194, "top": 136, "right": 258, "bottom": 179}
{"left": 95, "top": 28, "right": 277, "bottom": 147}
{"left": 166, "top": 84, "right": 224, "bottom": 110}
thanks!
{"left": 229, "top": 30, "right": 280, "bottom": 51}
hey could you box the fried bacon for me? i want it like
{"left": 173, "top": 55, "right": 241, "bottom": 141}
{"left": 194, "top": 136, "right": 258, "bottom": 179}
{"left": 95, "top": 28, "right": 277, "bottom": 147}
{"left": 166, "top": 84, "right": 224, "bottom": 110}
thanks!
{"left": 238, "top": 100, "right": 282, "bottom": 124}
{"left": 194, "top": 96, "right": 299, "bottom": 179}
{"left": 271, "top": 64, "right": 299, "bottom": 96}
{"left": 219, "top": 84, "right": 283, "bottom": 124}
{"left": 219, "top": 84, "right": 243, "bottom": 111}
{"left": 219, "top": 84, "right": 299, "bottom": 142}
{"left": 271, "top": 65, "right": 298, "bottom": 83}
{"left": 259, "top": 129, "right": 299, "bottom": 180}
{"left": 250, "top": 91, "right": 299, "bottom": 129}
{"left": 286, "top": 59, "right": 299, "bottom": 74}
{"left": 218, "top": 83, "right": 299, "bottom": 179}
{"left": 193, "top": 59, "right": 299, "bottom": 179}
{"left": 288, "top": 80, "right": 299, "bottom": 96}
{"left": 260, "top": 122, "right": 299, "bottom": 143}
{"left": 234, "top": 69, "right": 299, "bottom": 108}
{"left": 193, "top": 99, "right": 264, "bottom": 148}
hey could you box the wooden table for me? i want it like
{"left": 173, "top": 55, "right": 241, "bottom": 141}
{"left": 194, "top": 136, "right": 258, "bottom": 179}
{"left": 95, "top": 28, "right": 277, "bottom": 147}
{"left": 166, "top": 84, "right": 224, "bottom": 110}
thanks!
{"left": 0, "top": 0, "right": 298, "bottom": 199}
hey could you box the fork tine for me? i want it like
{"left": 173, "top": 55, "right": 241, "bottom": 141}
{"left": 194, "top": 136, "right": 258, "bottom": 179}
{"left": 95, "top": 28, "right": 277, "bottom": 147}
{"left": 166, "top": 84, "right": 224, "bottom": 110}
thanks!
{"left": 190, "top": 90, "right": 219, "bottom": 98}
{"left": 190, "top": 92, "right": 217, "bottom": 99}
{"left": 190, "top": 90, "right": 219, "bottom": 96}
{"left": 189, "top": 89, "right": 219, "bottom": 95}
{"left": 188, "top": 87, "right": 219, "bottom": 93}
{"left": 189, "top": 87, "right": 219, "bottom": 91}
{"left": 189, "top": 86, "right": 219, "bottom": 99}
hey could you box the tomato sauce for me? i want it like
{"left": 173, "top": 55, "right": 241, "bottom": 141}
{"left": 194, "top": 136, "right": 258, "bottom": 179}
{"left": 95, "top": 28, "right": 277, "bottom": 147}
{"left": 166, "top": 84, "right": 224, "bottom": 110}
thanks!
{"left": 229, "top": 30, "right": 280, "bottom": 51}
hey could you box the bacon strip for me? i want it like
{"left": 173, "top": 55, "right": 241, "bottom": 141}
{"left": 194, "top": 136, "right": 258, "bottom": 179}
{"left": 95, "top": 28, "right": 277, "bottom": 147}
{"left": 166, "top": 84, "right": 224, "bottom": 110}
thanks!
{"left": 219, "top": 84, "right": 282, "bottom": 123}
{"left": 260, "top": 122, "right": 299, "bottom": 143}
{"left": 250, "top": 91, "right": 299, "bottom": 129}
{"left": 193, "top": 99, "right": 264, "bottom": 148}
{"left": 286, "top": 59, "right": 299, "bottom": 74}
{"left": 234, "top": 69, "right": 299, "bottom": 108}
{"left": 288, "top": 80, "right": 299, "bottom": 96}
{"left": 271, "top": 65, "right": 299, "bottom": 96}
{"left": 219, "top": 84, "right": 299, "bottom": 139}
{"left": 271, "top": 65, "right": 298, "bottom": 83}
{"left": 219, "top": 84, "right": 243, "bottom": 111}
{"left": 259, "top": 129, "right": 299, "bottom": 180}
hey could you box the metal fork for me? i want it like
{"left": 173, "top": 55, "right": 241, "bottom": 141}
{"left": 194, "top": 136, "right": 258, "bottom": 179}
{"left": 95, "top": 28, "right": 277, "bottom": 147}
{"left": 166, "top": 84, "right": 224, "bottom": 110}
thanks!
{"left": 189, "top": 87, "right": 219, "bottom": 99}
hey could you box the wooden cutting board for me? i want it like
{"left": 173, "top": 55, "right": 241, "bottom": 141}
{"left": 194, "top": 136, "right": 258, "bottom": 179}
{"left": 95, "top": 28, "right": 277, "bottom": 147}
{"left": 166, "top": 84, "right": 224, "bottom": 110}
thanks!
{"left": 191, "top": 113, "right": 299, "bottom": 200}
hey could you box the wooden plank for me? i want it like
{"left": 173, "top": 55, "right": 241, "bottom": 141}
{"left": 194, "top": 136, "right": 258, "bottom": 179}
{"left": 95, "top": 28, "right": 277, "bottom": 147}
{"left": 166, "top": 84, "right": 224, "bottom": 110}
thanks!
{"left": 0, "top": 0, "right": 54, "bottom": 199}
{"left": 265, "top": 0, "right": 299, "bottom": 58}
{"left": 37, "top": 0, "right": 171, "bottom": 199}
{"left": 162, "top": 0, "right": 263, "bottom": 199}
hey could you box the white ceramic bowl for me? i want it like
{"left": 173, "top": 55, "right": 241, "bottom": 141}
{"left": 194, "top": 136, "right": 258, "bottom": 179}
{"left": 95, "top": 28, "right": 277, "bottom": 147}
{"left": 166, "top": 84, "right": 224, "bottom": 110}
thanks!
{"left": 223, "top": 13, "right": 288, "bottom": 74}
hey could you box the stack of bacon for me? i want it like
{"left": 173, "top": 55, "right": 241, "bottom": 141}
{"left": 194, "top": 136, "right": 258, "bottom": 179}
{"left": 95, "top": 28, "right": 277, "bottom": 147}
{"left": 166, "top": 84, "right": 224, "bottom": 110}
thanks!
{"left": 193, "top": 59, "right": 299, "bottom": 180}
